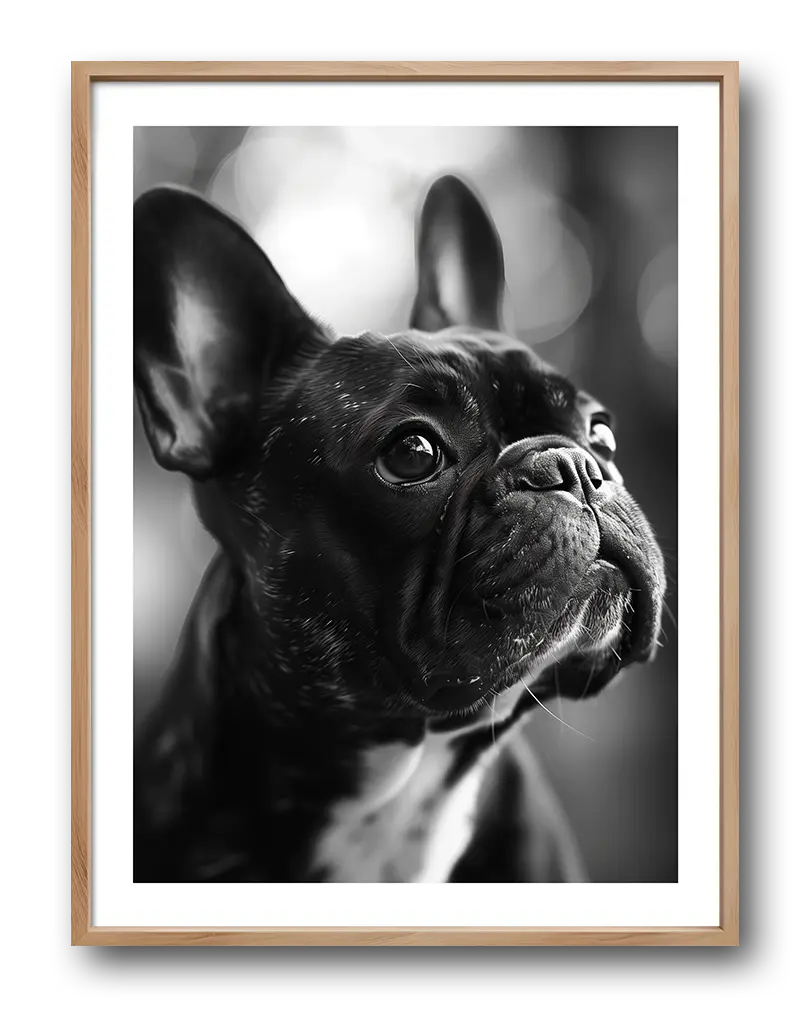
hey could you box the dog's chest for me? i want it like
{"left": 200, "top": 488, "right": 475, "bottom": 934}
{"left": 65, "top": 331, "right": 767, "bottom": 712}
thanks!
{"left": 311, "top": 731, "right": 496, "bottom": 883}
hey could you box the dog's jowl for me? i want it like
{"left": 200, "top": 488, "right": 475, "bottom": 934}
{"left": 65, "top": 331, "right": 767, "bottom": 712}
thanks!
{"left": 133, "top": 175, "right": 666, "bottom": 882}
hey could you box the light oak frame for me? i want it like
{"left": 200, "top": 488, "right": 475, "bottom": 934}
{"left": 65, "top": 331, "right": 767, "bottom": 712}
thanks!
{"left": 71, "top": 61, "right": 739, "bottom": 946}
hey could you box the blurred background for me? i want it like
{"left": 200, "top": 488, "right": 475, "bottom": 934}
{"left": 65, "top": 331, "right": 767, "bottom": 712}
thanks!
{"left": 133, "top": 126, "right": 678, "bottom": 882}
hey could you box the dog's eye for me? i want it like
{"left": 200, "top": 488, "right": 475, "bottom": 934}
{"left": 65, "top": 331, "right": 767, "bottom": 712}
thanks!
{"left": 376, "top": 432, "right": 444, "bottom": 485}
{"left": 589, "top": 417, "right": 616, "bottom": 458}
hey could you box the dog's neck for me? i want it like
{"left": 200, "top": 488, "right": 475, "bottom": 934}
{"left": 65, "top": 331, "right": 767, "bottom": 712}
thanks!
{"left": 220, "top": 572, "right": 427, "bottom": 739}
{"left": 228, "top": 564, "right": 533, "bottom": 721}
{"left": 215, "top": 578, "right": 534, "bottom": 883}
{"left": 138, "top": 551, "right": 537, "bottom": 880}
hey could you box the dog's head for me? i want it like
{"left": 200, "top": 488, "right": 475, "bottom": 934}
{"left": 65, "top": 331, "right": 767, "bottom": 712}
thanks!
{"left": 134, "top": 176, "right": 665, "bottom": 716}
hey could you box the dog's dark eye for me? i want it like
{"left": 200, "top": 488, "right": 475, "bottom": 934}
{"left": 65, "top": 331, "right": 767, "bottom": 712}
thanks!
{"left": 376, "top": 432, "right": 444, "bottom": 485}
{"left": 589, "top": 417, "right": 616, "bottom": 458}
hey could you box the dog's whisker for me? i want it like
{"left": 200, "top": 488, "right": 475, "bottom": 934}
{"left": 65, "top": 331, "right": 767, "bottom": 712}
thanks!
{"left": 661, "top": 598, "right": 678, "bottom": 630}
{"left": 227, "top": 499, "right": 284, "bottom": 540}
{"left": 453, "top": 547, "right": 482, "bottom": 566}
{"left": 439, "top": 585, "right": 469, "bottom": 652}
{"left": 520, "top": 680, "right": 595, "bottom": 742}
{"left": 379, "top": 332, "right": 416, "bottom": 371}
{"left": 579, "top": 664, "right": 599, "bottom": 701}
{"left": 554, "top": 661, "right": 564, "bottom": 733}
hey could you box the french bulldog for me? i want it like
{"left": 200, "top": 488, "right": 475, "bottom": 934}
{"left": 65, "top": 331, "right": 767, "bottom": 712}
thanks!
{"left": 133, "top": 174, "right": 665, "bottom": 883}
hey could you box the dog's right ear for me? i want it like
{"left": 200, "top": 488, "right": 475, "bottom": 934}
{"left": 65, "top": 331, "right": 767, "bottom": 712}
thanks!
{"left": 134, "top": 187, "right": 329, "bottom": 479}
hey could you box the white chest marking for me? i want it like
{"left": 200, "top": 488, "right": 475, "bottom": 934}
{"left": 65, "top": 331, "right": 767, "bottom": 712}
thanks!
{"left": 312, "top": 732, "right": 498, "bottom": 883}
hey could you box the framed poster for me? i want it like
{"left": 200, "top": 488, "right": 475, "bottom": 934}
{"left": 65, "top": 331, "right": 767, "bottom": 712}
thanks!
{"left": 71, "top": 61, "right": 738, "bottom": 945}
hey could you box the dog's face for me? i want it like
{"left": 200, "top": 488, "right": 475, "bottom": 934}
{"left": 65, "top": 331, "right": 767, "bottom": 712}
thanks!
{"left": 134, "top": 176, "right": 665, "bottom": 716}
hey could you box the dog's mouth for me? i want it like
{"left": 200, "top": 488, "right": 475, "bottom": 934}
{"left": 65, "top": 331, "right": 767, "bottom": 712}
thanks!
{"left": 403, "top": 519, "right": 663, "bottom": 716}
{"left": 413, "top": 560, "right": 632, "bottom": 714}
{"left": 418, "top": 672, "right": 491, "bottom": 712}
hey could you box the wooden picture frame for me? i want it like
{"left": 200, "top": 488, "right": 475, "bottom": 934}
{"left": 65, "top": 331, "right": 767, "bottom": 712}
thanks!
{"left": 71, "top": 61, "right": 739, "bottom": 946}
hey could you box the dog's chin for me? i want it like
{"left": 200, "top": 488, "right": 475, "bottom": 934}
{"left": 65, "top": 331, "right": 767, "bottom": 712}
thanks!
{"left": 495, "top": 550, "right": 662, "bottom": 695}
{"left": 406, "top": 559, "right": 638, "bottom": 717}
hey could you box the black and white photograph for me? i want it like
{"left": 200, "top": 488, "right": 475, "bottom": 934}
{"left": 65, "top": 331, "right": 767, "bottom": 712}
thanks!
{"left": 132, "top": 124, "right": 677, "bottom": 885}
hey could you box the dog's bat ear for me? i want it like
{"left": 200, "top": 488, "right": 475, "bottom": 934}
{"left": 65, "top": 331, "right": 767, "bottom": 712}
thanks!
{"left": 134, "top": 186, "right": 329, "bottom": 479}
{"left": 410, "top": 175, "right": 505, "bottom": 333}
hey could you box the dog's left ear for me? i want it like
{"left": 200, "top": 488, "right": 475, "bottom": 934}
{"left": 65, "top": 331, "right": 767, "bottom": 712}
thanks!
{"left": 411, "top": 175, "right": 505, "bottom": 332}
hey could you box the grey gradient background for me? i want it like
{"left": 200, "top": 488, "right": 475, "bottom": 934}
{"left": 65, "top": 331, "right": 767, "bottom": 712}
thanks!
{"left": 133, "top": 125, "right": 678, "bottom": 883}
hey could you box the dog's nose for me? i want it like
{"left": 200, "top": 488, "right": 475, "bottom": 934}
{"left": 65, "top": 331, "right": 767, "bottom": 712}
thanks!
{"left": 513, "top": 447, "right": 604, "bottom": 504}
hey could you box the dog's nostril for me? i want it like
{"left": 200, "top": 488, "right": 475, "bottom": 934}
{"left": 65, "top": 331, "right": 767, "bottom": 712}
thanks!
{"left": 513, "top": 447, "right": 603, "bottom": 502}
{"left": 582, "top": 454, "right": 604, "bottom": 491}
{"left": 517, "top": 474, "right": 565, "bottom": 493}
{"left": 515, "top": 453, "right": 565, "bottom": 492}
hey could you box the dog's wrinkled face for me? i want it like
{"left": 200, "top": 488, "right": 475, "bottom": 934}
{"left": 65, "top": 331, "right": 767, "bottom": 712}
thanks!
{"left": 134, "top": 176, "right": 665, "bottom": 716}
